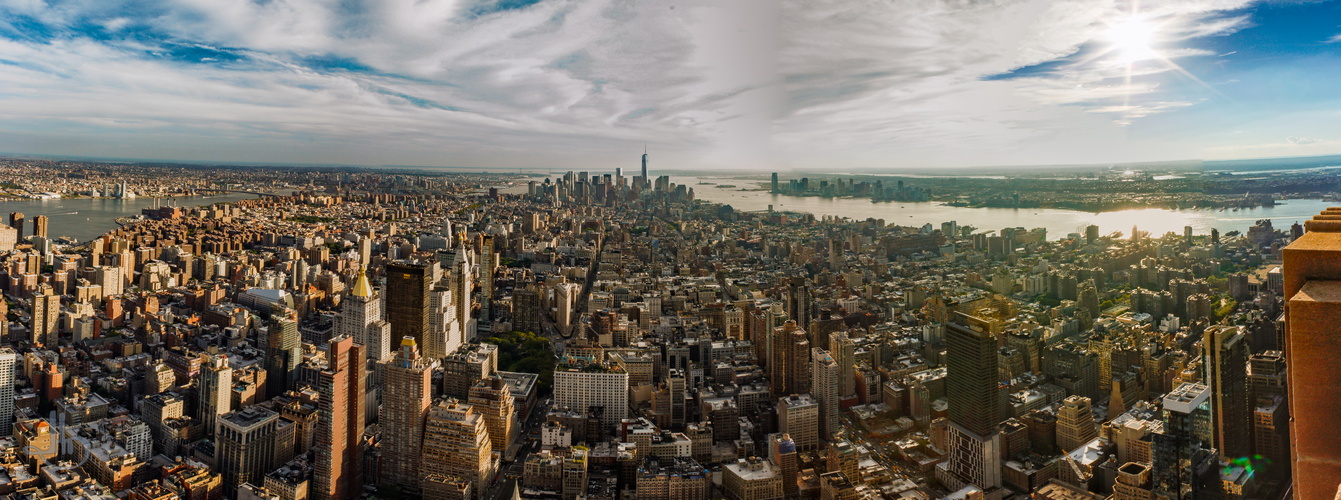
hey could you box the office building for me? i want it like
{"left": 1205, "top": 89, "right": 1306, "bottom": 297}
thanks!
{"left": 942, "top": 321, "right": 1002, "bottom": 493}
{"left": 468, "top": 375, "right": 516, "bottom": 452}
{"left": 1056, "top": 396, "right": 1098, "bottom": 452}
{"left": 1282, "top": 209, "right": 1341, "bottom": 498}
{"left": 266, "top": 311, "right": 302, "bottom": 396}
{"left": 420, "top": 399, "right": 493, "bottom": 498}
{"left": 338, "top": 268, "right": 391, "bottom": 363}
{"left": 442, "top": 343, "right": 498, "bottom": 399}
{"left": 380, "top": 337, "right": 433, "bottom": 494}
{"left": 635, "top": 457, "right": 711, "bottom": 500}
{"left": 217, "top": 406, "right": 286, "bottom": 498}
{"left": 770, "top": 434, "right": 798, "bottom": 498}
{"left": 723, "top": 457, "right": 783, "bottom": 500}
{"left": 1202, "top": 325, "right": 1249, "bottom": 460}
{"left": 386, "top": 260, "right": 432, "bottom": 349}
{"left": 778, "top": 394, "right": 819, "bottom": 452}
{"left": 553, "top": 357, "right": 629, "bottom": 432}
{"left": 512, "top": 287, "right": 542, "bottom": 334}
{"left": 313, "top": 336, "right": 366, "bottom": 500}
{"left": 1152, "top": 383, "right": 1220, "bottom": 499}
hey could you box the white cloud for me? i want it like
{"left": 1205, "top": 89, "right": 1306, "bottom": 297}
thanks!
{"left": 0, "top": 0, "right": 1315, "bottom": 170}
{"left": 769, "top": 0, "right": 1259, "bottom": 170}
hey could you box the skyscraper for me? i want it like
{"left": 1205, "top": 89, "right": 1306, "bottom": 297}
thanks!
{"left": 1202, "top": 325, "right": 1250, "bottom": 459}
{"left": 216, "top": 406, "right": 285, "bottom": 498}
{"left": 31, "top": 215, "right": 47, "bottom": 239}
{"left": 771, "top": 172, "right": 779, "bottom": 194}
{"left": 829, "top": 331, "right": 856, "bottom": 398}
{"left": 479, "top": 236, "right": 495, "bottom": 322}
{"left": 339, "top": 268, "right": 391, "bottom": 363}
{"left": 31, "top": 284, "right": 59, "bottom": 346}
{"left": 386, "top": 260, "right": 432, "bottom": 349}
{"left": 8, "top": 212, "right": 22, "bottom": 238}
{"left": 641, "top": 148, "right": 648, "bottom": 187}
{"left": 1152, "top": 382, "right": 1221, "bottom": 499}
{"left": 811, "top": 348, "right": 839, "bottom": 440}
{"left": 512, "top": 287, "right": 542, "bottom": 334}
{"left": 313, "top": 336, "right": 366, "bottom": 500}
{"left": 198, "top": 354, "right": 232, "bottom": 435}
{"left": 942, "top": 320, "right": 1002, "bottom": 492}
{"left": 1281, "top": 210, "right": 1341, "bottom": 498}
{"left": 468, "top": 375, "right": 516, "bottom": 452}
{"left": 380, "top": 337, "right": 433, "bottom": 494}
{"left": 0, "top": 348, "right": 16, "bottom": 435}
{"left": 266, "top": 310, "right": 301, "bottom": 396}
{"left": 770, "top": 434, "right": 799, "bottom": 498}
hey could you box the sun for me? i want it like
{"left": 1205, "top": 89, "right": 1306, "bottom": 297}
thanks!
{"left": 1107, "top": 16, "right": 1157, "bottom": 63}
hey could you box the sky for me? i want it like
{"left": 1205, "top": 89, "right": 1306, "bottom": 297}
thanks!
{"left": 0, "top": 0, "right": 1339, "bottom": 172}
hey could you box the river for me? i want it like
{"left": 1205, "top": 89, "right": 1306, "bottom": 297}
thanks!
{"left": 0, "top": 193, "right": 261, "bottom": 244}
{"left": 678, "top": 176, "right": 1331, "bottom": 240}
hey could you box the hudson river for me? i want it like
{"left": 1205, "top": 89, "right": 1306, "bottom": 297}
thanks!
{"left": 0, "top": 193, "right": 261, "bottom": 243}
{"left": 677, "top": 176, "right": 1331, "bottom": 240}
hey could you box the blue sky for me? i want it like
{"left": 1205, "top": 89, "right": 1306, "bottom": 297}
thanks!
{"left": 0, "top": 0, "right": 1338, "bottom": 171}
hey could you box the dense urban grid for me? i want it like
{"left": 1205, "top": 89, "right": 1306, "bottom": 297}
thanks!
{"left": 0, "top": 155, "right": 1331, "bottom": 500}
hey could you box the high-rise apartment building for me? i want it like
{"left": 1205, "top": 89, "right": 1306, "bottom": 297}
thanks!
{"left": 479, "top": 235, "right": 495, "bottom": 322}
{"left": 829, "top": 331, "right": 856, "bottom": 398}
{"left": 770, "top": 320, "right": 810, "bottom": 397}
{"left": 31, "top": 215, "right": 46, "bottom": 239}
{"left": 1202, "top": 325, "right": 1249, "bottom": 460}
{"left": 31, "top": 284, "right": 59, "bottom": 346}
{"left": 810, "top": 348, "right": 839, "bottom": 440}
{"left": 0, "top": 348, "right": 16, "bottom": 435}
{"left": 199, "top": 354, "right": 233, "bottom": 435}
{"left": 313, "top": 336, "right": 366, "bottom": 500}
{"left": 8, "top": 212, "right": 22, "bottom": 237}
{"left": 380, "top": 337, "right": 433, "bottom": 494}
{"left": 421, "top": 399, "right": 493, "bottom": 498}
{"left": 1281, "top": 210, "right": 1341, "bottom": 498}
{"left": 386, "top": 260, "right": 432, "bottom": 349}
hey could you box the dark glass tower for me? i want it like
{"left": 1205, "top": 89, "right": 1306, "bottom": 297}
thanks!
{"left": 386, "top": 260, "right": 431, "bottom": 347}
{"left": 947, "top": 322, "right": 1000, "bottom": 436}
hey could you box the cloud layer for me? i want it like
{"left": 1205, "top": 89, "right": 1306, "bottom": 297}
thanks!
{"left": 0, "top": 0, "right": 1334, "bottom": 170}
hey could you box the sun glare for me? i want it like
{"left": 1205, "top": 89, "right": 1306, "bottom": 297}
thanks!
{"left": 1108, "top": 16, "right": 1156, "bottom": 63}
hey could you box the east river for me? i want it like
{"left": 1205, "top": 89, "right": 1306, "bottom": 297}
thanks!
{"left": 0, "top": 193, "right": 261, "bottom": 243}
{"left": 678, "top": 176, "right": 1334, "bottom": 240}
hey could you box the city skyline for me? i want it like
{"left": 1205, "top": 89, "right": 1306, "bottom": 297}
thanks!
{"left": 0, "top": 1, "right": 1338, "bottom": 171}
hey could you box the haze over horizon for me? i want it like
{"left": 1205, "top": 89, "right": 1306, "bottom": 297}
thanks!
{"left": 1, "top": 0, "right": 1340, "bottom": 172}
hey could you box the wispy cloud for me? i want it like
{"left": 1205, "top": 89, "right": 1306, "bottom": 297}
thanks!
{"left": 0, "top": 0, "right": 1329, "bottom": 170}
